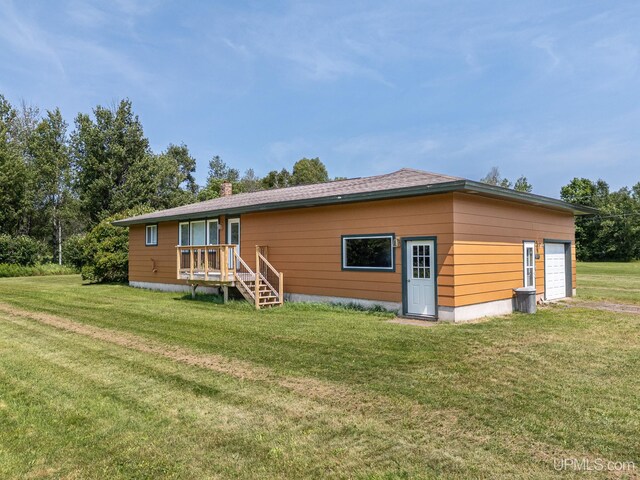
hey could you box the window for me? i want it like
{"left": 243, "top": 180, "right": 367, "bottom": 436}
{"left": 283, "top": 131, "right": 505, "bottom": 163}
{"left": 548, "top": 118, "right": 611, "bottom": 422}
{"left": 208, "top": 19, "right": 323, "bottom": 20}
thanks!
{"left": 145, "top": 225, "right": 158, "bottom": 246}
{"left": 523, "top": 241, "right": 535, "bottom": 287}
{"left": 342, "top": 234, "right": 394, "bottom": 271}
{"left": 179, "top": 222, "right": 190, "bottom": 246}
{"left": 207, "top": 220, "right": 219, "bottom": 245}
{"left": 411, "top": 243, "right": 431, "bottom": 279}
{"left": 190, "top": 221, "right": 206, "bottom": 246}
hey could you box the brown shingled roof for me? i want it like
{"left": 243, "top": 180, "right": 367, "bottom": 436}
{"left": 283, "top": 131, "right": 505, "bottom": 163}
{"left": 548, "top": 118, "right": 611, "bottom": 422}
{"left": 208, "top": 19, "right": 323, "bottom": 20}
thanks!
{"left": 113, "top": 168, "right": 595, "bottom": 226}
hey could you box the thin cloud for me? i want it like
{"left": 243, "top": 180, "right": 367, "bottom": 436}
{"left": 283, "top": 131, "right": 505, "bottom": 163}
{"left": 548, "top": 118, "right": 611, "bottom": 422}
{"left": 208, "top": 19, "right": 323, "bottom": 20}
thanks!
{"left": 0, "top": 0, "right": 65, "bottom": 74}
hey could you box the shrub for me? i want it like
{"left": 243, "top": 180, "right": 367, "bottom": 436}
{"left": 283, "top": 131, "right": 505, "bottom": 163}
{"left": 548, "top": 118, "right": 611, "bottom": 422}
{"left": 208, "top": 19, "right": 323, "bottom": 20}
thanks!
{"left": 81, "top": 206, "right": 153, "bottom": 283}
{"left": 62, "top": 233, "right": 87, "bottom": 269}
{"left": 0, "top": 234, "right": 49, "bottom": 266}
{"left": 0, "top": 263, "right": 76, "bottom": 278}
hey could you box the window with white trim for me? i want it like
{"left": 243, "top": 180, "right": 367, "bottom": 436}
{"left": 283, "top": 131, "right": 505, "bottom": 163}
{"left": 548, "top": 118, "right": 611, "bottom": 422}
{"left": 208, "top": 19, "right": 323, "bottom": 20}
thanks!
{"left": 190, "top": 220, "right": 206, "bottom": 246}
{"left": 179, "top": 222, "right": 190, "bottom": 246}
{"left": 523, "top": 241, "right": 535, "bottom": 288}
{"left": 342, "top": 234, "right": 394, "bottom": 271}
{"left": 145, "top": 225, "right": 158, "bottom": 246}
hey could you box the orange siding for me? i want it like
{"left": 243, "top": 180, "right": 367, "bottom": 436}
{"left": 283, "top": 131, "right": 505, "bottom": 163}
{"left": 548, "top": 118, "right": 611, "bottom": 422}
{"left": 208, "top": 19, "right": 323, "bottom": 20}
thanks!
{"left": 127, "top": 190, "right": 577, "bottom": 312}
{"left": 240, "top": 194, "right": 454, "bottom": 306}
{"left": 452, "top": 193, "right": 576, "bottom": 307}
{"left": 128, "top": 221, "right": 189, "bottom": 285}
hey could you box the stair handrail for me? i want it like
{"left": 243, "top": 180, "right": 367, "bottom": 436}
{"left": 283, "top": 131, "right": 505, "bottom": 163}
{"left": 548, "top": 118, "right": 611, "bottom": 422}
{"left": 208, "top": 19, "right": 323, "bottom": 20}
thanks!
{"left": 256, "top": 250, "right": 283, "bottom": 305}
{"left": 233, "top": 251, "right": 255, "bottom": 300}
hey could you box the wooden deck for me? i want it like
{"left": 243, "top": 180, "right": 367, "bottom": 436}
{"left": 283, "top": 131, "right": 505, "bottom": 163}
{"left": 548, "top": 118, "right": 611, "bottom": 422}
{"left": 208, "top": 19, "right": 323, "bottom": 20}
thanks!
{"left": 177, "top": 245, "right": 283, "bottom": 309}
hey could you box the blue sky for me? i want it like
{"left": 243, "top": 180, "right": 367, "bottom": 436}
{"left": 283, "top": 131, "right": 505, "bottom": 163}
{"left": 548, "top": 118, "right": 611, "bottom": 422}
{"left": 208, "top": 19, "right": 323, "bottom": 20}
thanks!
{"left": 1, "top": 0, "right": 639, "bottom": 197}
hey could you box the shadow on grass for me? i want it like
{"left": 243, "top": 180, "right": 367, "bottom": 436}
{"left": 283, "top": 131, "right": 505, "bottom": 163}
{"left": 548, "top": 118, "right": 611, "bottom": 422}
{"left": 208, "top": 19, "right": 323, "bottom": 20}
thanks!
{"left": 174, "top": 293, "right": 225, "bottom": 304}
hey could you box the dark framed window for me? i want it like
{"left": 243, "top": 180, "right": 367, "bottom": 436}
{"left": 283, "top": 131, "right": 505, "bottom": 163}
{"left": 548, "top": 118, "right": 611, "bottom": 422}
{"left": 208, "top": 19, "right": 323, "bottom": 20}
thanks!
{"left": 145, "top": 224, "right": 158, "bottom": 246}
{"left": 342, "top": 234, "right": 395, "bottom": 271}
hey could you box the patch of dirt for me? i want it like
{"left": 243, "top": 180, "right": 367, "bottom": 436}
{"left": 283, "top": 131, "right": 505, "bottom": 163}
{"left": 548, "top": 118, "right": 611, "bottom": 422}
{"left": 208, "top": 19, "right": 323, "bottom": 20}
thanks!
{"left": 0, "top": 302, "right": 379, "bottom": 409}
{"left": 0, "top": 302, "right": 266, "bottom": 381}
{"left": 387, "top": 317, "right": 438, "bottom": 327}
{"left": 0, "top": 302, "right": 469, "bottom": 432}
{"left": 568, "top": 300, "right": 640, "bottom": 315}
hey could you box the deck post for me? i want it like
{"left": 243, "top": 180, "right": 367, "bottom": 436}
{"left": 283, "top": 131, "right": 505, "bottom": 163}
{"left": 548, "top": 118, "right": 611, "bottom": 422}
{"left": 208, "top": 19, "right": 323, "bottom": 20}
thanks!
{"left": 204, "top": 248, "right": 209, "bottom": 281}
{"left": 221, "top": 246, "right": 228, "bottom": 281}
{"left": 176, "top": 248, "right": 180, "bottom": 279}
{"left": 222, "top": 286, "right": 228, "bottom": 303}
{"left": 279, "top": 272, "right": 284, "bottom": 305}
{"left": 191, "top": 284, "right": 197, "bottom": 299}
{"left": 189, "top": 248, "right": 194, "bottom": 280}
{"left": 254, "top": 247, "right": 260, "bottom": 309}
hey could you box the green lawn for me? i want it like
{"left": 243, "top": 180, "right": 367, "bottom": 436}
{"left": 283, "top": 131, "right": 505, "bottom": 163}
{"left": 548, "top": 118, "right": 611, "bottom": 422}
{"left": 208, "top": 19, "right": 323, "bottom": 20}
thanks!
{"left": 0, "top": 273, "right": 639, "bottom": 479}
{"left": 577, "top": 261, "right": 640, "bottom": 304}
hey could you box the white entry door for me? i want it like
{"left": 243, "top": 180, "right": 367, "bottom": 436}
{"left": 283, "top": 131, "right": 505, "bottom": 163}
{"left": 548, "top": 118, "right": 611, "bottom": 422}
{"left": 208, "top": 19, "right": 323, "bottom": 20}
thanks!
{"left": 227, "top": 218, "right": 240, "bottom": 267}
{"left": 406, "top": 240, "right": 436, "bottom": 316}
{"left": 545, "top": 243, "right": 567, "bottom": 300}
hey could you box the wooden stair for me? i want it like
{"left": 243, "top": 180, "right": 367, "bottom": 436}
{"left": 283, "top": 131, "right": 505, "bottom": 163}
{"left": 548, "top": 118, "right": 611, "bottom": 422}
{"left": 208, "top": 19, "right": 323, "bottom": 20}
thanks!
{"left": 233, "top": 248, "right": 284, "bottom": 309}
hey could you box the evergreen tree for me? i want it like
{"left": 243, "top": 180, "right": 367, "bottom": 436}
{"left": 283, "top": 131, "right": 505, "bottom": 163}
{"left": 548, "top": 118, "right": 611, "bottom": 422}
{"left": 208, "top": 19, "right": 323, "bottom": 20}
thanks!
{"left": 198, "top": 156, "right": 239, "bottom": 200}
{"left": 71, "top": 99, "right": 152, "bottom": 224}
{"left": 513, "top": 176, "right": 533, "bottom": 193}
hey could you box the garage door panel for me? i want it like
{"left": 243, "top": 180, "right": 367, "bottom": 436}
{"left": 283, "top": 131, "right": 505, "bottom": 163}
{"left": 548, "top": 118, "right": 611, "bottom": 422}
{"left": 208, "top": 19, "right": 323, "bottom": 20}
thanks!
{"left": 545, "top": 243, "right": 567, "bottom": 300}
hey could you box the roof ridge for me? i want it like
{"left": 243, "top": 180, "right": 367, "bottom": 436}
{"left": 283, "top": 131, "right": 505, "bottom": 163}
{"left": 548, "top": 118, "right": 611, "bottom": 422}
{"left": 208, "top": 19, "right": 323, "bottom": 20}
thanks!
{"left": 201, "top": 169, "right": 411, "bottom": 203}
{"left": 397, "top": 167, "right": 462, "bottom": 180}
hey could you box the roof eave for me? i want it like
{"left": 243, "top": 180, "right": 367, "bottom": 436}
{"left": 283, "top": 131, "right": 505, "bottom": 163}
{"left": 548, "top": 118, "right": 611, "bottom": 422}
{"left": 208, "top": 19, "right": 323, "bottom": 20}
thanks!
{"left": 111, "top": 179, "right": 597, "bottom": 227}
{"left": 111, "top": 180, "right": 468, "bottom": 226}
{"left": 460, "top": 180, "right": 599, "bottom": 215}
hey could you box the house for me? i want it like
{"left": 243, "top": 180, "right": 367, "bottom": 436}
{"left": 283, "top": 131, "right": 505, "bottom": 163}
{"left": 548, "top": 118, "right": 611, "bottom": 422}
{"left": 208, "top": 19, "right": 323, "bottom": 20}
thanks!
{"left": 113, "top": 168, "right": 595, "bottom": 321}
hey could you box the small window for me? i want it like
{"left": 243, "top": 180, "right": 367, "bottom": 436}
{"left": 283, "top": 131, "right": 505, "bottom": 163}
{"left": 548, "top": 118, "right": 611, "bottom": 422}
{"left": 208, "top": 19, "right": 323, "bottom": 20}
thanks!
{"left": 342, "top": 234, "right": 394, "bottom": 271}
{"left": 145, "top": 225, "right": 158, "bottom": 246}
{"left": 179, "top": 222, "right": 190, "bottom": 246}
{"left": 190, "top": 220, "right": 206, "bottom": 246}
{"left": 523, "top": 241, "right": 535, "bottom": 287}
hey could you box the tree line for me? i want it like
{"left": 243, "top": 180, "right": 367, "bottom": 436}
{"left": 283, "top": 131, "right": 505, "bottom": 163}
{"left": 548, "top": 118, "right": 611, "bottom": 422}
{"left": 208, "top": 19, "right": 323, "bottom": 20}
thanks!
{"left": 479, "top": 166, "right": 640, "bottom": 262}
{"left": 0, "top": 95, "right": 333, "bottom": 266}
{"left": 1, "top": 93, "right": 638, "bottom": 269}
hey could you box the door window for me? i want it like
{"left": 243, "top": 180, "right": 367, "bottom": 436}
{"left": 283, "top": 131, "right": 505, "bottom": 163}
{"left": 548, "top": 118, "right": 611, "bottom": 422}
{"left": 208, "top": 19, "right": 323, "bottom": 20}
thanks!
{"left": 207, "top": 220, "right": 219, "bottom": 245}
{"left": 412, "top": 244, "right": 430, "bottom": 279}
{"left": 524, "top": 242, "right": 535, "bottom": 288}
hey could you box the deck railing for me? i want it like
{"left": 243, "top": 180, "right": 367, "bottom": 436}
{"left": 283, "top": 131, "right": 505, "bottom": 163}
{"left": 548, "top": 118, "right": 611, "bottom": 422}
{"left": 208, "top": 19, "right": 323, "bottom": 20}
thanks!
{"left": 176, "top": 244, "right": 237, "bottom": 282}
{"left": 176, "top": 244, "right": 284, "bottom": 309}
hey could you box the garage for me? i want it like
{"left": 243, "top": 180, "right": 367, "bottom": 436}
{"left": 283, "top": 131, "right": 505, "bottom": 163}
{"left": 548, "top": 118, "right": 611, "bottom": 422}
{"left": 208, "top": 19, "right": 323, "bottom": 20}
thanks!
{"left": 545, "top": 242, "right": 569, "bottom": 300}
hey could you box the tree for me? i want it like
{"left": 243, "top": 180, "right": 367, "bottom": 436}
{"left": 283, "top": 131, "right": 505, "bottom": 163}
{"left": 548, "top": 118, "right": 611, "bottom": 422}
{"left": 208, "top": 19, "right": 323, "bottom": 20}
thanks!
{"left": 560, "top": 177, "right": 640, "bottom": 261}
{"left": 71, "top": 99, "right": 152, "bottom": 225}
{"left": 238, "top": 168, "right": 262, "bottom": 193}
{"left": 165, "top": 143, "right": 197, "bottom": 195}
{"left": 128, "top": 144, "right": 198, "bottom": 210}
{"left": 198, "top": 156, "right": 239, "bottom": 200}
{"left": 291, "top": 158, "right": 329, "bottom": 185}
{"left": 513, "top": 176, "right": 533, "bottom": 193}
{"left": 262, "top": 168, "right": 292, "bottom": 189}
{"left": 28, "top": 108, "right": 72, "bottom": 263}
{"left": 81, "top": 206, "right": 153, "bottom": 283}
{"left": 0, "top": 95, "right": 29, "bottom": 236}
{"left": 480, "top": 166, "right": 512, "bottom": 188}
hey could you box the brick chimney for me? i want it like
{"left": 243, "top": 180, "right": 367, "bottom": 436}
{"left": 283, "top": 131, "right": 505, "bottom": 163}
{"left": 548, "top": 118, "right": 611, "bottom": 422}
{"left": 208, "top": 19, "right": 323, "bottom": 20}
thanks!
{"left": 220, "top": 181, "right": 232, "bottom": 197}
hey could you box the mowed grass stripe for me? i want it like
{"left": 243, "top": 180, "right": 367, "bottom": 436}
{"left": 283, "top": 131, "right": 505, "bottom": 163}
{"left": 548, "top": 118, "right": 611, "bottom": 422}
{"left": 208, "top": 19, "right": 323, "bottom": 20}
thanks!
{"left": 1, "top": 273, "right": 640, "bottom": 478}
{"left": 0, "top": 310, "right": 512, "bottom": 479}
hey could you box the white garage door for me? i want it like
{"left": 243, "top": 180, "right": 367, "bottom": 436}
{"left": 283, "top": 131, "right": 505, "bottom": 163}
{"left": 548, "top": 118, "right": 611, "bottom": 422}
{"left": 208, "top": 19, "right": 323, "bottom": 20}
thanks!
{"left": 545, "top": 243, "right": 567, "bottom": 300}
